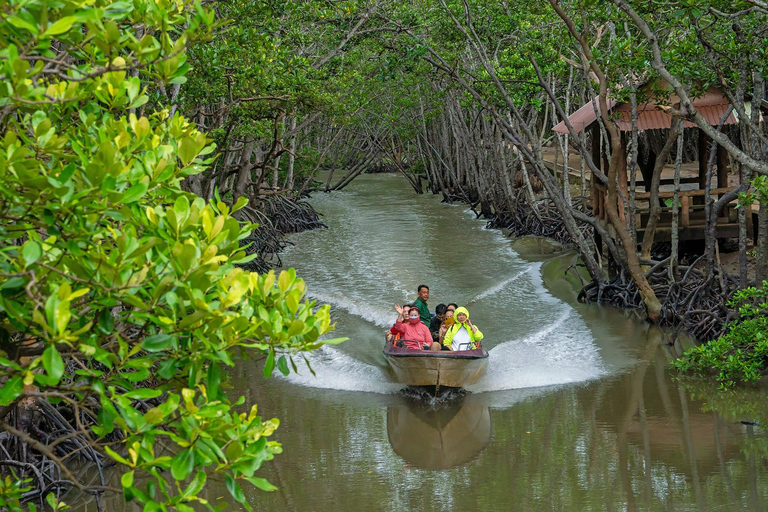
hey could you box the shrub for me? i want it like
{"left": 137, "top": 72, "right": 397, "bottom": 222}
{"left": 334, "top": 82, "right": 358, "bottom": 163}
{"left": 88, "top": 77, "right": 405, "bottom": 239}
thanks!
{"left": 673, "top": 283, "right": 768, "bottom": 388}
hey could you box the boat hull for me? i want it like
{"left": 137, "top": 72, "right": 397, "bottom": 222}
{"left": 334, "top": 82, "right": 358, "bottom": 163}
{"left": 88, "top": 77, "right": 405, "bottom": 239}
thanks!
{"left": 383, "top": 343, "right": 488, "bottom": 388}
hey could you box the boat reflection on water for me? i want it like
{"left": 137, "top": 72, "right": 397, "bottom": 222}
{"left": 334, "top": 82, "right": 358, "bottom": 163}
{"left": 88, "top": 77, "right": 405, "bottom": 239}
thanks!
{"left": 387, "top": 398, "right": 491, "bottom": 469}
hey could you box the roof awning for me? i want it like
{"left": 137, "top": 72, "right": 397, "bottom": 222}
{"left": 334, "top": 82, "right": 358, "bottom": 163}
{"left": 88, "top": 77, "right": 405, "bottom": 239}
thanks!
{"left": 552, "top": 88, "right": 737, "bottom": 134}
{"left": 552, "top": 98, "right": 615, "bottom": 134}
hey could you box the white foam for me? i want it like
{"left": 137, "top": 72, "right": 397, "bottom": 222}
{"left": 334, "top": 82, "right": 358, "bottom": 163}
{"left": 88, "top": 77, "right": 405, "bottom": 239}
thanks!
{"left": 278, "top": 346, "right": 403, "bottom": 394}
{"left": 471, "top": 268, "right": 530, "bottom": 302}
{"left": 468, "top": 310, "right": 604, "bottom": 393}
{"left": 305, "top": 290, "right": 394, "bottom": 328}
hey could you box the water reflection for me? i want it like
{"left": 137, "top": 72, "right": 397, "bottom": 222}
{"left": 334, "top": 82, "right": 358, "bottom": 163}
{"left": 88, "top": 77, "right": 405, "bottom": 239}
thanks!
{"left": 387, "top": 398, "right": 491, "bottom": 469}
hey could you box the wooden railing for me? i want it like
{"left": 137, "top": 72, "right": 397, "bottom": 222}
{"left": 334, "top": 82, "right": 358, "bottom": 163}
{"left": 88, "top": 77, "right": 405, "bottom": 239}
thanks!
{"left": 592, "top": 184, "right": 739, "bottom": 229}
{"left": 634, "top": 187, "right": 736, "bottom": 228}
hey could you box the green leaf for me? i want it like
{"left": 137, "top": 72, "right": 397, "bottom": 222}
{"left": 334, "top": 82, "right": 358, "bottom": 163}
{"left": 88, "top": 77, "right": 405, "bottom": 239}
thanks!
{"left": 42, "top": 345, "right": 64, "bottom": 382}
{"left": 128, "top": 95, "right": 149, "bottom": 110}
{"left": 22, "top": 241, "right": 42, "bottom": 268}
{"left": 207, "top": 363, "right": 221, "bottom": 398}
{"left": 181, "top": 471, "right": 206, "bottom": 498}
{"left": 121, "top": 470, "right": 134, "bottom": 488}
{"left": 98, "top": 310, "right": 115, "bottom": 334}
{"left": 104, "top": 445, "right": 131, "bottom": 466}
{"left": 320, "top": 337, "right": 348, "bottom": 345}
{"left": 263, "top": 350, "right": 275, "bottom": 378}
{"left": 141, "top": 333, "right": 173, "bottom": 352}
{"left": 1, "top": 277, "right": 26, "bottom": 290}
{"left": 174, "top": 195, "right": 190, "bottom": 217}
{"left": 232, "top": 195, "right": 248, "bottom": 212}
{"left": 7, "top": 16, "right": 39, "bottom": 35}
{"left": 225, "top": 441, "right": 244, "bottom": 461}
{"left": 287, "top": 319, "right": 304, "bottom": 337}
{"left": 225, "top": 474, "right": 247, "bottom": 505}
{"left": 244, "top": 476, "right": 278, "bottom": 492}
{"left": 0, "top": 374, "right": 23, "bottom": 406}
{"left": 178, "top": 137, "right": 198, "bottom": 166}
{"left": 171, "top": 449, "right": 195, "bottom": 480}
{"left": 157, "top": 359, "right": 177, "bottom": 380}
{"left": 122, "top": 183, "right": 148, "bottom": 203}
{"left": 143, "top": 407, "right": 164, "bottom": 424}
{"left": 277, "top": 355, "right": 289, "bottom": 376}
{"left": 278, "top": 271, "right": 290, "bottom": 292}
{"left": 123, "top": 388, "right": 162, "bottom": 400}
{"left": 44, "top": 16, "right": 77, "bottom": 36}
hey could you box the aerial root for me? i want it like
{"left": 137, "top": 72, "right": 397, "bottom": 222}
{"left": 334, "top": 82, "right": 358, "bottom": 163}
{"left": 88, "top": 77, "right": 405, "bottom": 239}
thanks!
{"left": 487, "top": 192, "right": 593, "bottom": 245}
{"left": 579, "top": 259, "right": 734, "bottom": 341}
{"left": 236, "top": 195, "right": 326, "bottom": 273}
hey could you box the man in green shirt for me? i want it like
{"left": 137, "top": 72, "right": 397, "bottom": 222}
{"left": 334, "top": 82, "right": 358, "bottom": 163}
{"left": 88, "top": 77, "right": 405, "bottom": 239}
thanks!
{"left": 412, "top": 285, "right": 431, "bottom": 326}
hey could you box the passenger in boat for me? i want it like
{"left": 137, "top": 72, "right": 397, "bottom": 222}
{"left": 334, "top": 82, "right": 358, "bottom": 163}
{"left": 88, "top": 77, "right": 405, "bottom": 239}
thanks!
{"left": 438, "top": 308, "right": 455, "bottom": 345}
{"left": 430, "top": 304, "right": 448, "bottom": 342}
{"left": 443, "top": 307, "right": 483, "bottom": 351}
{"left": 412, "top": 285, "right": 431, "bottom": 326}
{"left": 386, "top": 304, "right": 411, "bottom": 343}
{"left": 393, "top": 303, "right": 437, "bottom": 351}
{"left": 446, "top": 303, "right": 458, "bottom": 314}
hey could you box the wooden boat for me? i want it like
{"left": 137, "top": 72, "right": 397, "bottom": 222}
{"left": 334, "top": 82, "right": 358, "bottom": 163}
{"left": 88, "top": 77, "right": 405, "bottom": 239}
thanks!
{"left": 383, "top": 339, "right": 489, "bottom": 388}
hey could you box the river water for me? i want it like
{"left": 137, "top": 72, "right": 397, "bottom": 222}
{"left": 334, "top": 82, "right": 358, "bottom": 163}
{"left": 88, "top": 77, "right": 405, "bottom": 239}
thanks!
{"left": 86, "top": 174, "right": 766, "bottom": 511}
{"left": 219, "top": 173, "right": 766, "bottom": 512}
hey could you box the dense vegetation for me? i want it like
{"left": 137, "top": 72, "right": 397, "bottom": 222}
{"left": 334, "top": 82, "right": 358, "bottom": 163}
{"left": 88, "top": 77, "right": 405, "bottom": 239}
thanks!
{"left": 0, "top": 0, "right": 766, "bottom": 508}
{"left": 674, "top": 283, "right": 768, "bottom": 387}
{"left": 0, "top": 0, "right": 343, "bottom": 509}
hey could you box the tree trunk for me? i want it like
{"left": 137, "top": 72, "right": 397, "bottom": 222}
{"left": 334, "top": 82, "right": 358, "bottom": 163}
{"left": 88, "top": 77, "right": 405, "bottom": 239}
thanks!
{"left": 641, "top": 121, "right": 681, "bottom": 259}
{"left": 285, "top": 116, "right": 297, "bottom": 191}
{"left": 234, "top": 140, "right": 256, "bottom": 201}
{"left": 669, "top": 125, "right": 684, "bottom": 281}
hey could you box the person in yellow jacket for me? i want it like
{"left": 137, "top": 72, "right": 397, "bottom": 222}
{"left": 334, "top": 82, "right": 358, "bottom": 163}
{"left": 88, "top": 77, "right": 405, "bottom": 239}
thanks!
{"left": 442, "top": 307, "right": 483, "bottom": 351}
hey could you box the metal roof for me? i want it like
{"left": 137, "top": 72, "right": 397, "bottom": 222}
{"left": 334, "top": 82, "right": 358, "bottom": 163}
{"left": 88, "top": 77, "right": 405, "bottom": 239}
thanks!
{"left": 552, "top": 98, "right": 616, "bottom": 135}
{"left": 552, "top": 87, "right": 737, "bottom": 134}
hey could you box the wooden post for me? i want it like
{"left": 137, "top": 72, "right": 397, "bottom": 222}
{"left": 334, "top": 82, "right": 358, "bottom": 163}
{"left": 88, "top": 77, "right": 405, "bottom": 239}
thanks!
{"left": 681, "top": 195, "right": 690, "bottom": 228}
{"left": 618, "top": 136, "right": 628, "bottom": 222}
{"left": 696, "top": 129, "right": 708, "bottom": 206}
{"left": 600, "top": 190, "right": 605, "bottom": 219}
{"left": 591, "top": 124, "right": 601, "bottom": 216}
{"left": 697, "top": 129, "right": 708, "bottom": 189}
{"left": 716, "top": 143, "right": 728, "bottom": 190}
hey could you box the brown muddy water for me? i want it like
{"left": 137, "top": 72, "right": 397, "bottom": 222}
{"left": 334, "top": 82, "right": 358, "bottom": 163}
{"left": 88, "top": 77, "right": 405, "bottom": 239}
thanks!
{"left": 91, "top": 174, "right": 766, "bottom": 511}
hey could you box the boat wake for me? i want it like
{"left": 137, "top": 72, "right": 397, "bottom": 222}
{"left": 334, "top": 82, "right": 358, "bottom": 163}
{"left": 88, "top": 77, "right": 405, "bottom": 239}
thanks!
{"left": 278, "top": 346, "right": 402, "bottom": 394}
{"left": 470, "top": 268, "right": 530, "bottom": 302}
{"left": 304, "top": 290, "right": 393, "bottom": 328}
{"left": 467, "top": 310, "right": 605, "bottom": 393}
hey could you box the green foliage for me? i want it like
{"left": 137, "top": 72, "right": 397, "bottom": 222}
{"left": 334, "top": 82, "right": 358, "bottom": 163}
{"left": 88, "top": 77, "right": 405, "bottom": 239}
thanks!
{"left": 739, "top": 175, "right": 768, "bottom": 210}
{"left": 0, "top": 0, "right": 342, "bottom": 508}
{"left": 673, "top": 283, "right": 768, "bottom": 388}
{"left": 0, "top": 476, "right": 67, "bottom": 512}
{"left": 0, "top": 474, "right": 32, "bottom": 511}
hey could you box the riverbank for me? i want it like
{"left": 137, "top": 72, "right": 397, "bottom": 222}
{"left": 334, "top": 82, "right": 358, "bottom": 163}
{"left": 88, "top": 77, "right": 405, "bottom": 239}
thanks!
{"left": 445, "top": 188, "right": 740, "bottom": 344}
{"left": 509, "top": 235, "right": 699, "bottom": 357}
